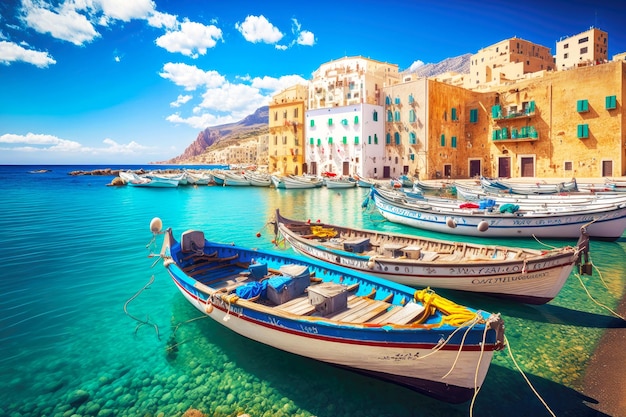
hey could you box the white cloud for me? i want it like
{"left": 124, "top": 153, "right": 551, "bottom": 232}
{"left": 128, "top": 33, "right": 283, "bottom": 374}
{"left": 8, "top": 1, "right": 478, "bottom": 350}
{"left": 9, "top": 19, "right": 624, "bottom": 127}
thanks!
{"left": 156, "top": 20, "right": 223, "bottom": 58}
{"left": 250, "top": 74, "right": 308, "bottom": 91}
{"left": 0, "top": 40, "right": 56, "bottom": 67}
{"left": 159, "top": 62, "right": 226, "bottom": 91}
{"left": 20, "top": 0, "right": 100, "bottom": 45}
{"left": 170, "top": 94, "right": 193, "bottom": 107}
{"left": 297, "top": 30, "right": 315, "bottom": 46}
{"left": 235, "top": 15, "right": 283, "bottom": 44}
{"left": 95, "top": 0, "right": 156, "bottom": 24}
{"left": 409, "top": 60, "right": 425, "bottom": 71}
{"left": 147, "top": 10, "right": 178, "bottom": 30}
{"left": 0, "top": 132, "right": 150, "bottom": 155}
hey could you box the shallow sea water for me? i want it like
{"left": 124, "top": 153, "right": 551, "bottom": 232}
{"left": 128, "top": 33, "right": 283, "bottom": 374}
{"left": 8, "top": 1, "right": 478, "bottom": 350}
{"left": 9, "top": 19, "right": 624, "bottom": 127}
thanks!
{"left": 0, "top": 165, "right": 624, "bottom": 417}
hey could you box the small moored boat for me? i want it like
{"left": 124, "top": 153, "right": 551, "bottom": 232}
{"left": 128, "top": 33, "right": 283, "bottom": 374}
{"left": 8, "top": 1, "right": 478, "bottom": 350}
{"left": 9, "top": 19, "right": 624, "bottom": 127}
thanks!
{"left": 151, "top": 218, "right": 505, "bottom": 404}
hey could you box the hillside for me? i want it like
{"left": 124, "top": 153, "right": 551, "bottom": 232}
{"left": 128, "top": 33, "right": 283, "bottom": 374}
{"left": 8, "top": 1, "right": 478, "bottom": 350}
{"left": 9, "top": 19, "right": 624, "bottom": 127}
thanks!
{"left": 162, "top": 106, "right": 269, "bottom": 164}
{"left": 402, "top": 53, "right": 471, "bottom": 78}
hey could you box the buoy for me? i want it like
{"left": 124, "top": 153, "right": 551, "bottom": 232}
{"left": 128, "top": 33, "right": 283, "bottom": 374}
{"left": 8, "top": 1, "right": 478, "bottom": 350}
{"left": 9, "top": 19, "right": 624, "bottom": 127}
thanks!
{"left": 446, "top": 218, "right": 457, "bottom": 228}
{"left": 256, "top": 232, "right": 261, "bottom": 238}
{"left": 477, "top": 221, "right": 489, "bottom": 232}
{"left": 367, "top": 257, "right": 376, "bottom": 269}
{"left": 205, "top": 303, "right": 213, "bottom": 314}
{"left": 150, "top": 217, "right": 163, "bottom": 234}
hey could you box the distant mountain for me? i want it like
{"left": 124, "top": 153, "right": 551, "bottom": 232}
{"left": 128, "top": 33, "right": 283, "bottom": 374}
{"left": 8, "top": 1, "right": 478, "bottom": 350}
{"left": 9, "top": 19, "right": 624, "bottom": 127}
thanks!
{"left": 163, "top": 106, "right": 269, "bottom": 164}
{"left": 403, "top": 53, "right": 471, "bottom": 78}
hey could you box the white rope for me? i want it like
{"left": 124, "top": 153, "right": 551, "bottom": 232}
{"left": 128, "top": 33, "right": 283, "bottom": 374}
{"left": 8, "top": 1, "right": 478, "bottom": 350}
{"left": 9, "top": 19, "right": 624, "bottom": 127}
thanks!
{"left": 468, "top": 324, "right": 490, "bottom": 417}
{"left": 575, "top": 272, "right": 625, "bottom": 320}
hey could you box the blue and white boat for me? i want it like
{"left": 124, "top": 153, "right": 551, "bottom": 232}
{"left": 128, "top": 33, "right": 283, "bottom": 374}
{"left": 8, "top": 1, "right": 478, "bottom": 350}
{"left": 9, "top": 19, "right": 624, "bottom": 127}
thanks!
{"left": 151, "top": 218, "right": 505, "bottom": 404}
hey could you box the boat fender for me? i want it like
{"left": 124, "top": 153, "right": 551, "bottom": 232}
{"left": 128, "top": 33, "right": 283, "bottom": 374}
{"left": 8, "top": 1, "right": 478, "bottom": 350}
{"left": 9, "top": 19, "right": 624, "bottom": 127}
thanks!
{"left": 150, "top": 217, "right": 163, "bottom": 234}
{"left": 367, "top": 256, "right": 378, "bottom": 269}
{"left": 205, "top": 302, "right": 213, "bottom": 314}
{"left": 477, "top": 221, "right": 489, "bottom": 232}
{"left": 446, "top": 218, "right": 457, "bottom": 228}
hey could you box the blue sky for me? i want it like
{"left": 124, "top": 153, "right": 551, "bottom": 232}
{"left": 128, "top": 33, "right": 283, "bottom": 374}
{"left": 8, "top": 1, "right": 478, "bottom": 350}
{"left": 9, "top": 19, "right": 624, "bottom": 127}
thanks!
{"left": 1, "top": 0, "right": 625, "bottom": 165}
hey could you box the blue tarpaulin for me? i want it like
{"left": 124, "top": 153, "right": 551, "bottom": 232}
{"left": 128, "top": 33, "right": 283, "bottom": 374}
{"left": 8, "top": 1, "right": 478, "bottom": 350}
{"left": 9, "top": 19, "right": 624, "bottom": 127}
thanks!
{"left": 235, "top": 281, "right": 268, "bottom": 299}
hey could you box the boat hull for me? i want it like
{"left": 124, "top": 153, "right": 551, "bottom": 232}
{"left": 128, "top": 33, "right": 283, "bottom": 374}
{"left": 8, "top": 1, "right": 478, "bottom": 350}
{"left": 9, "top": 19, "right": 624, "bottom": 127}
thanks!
{"left": 370, "top": 187, "right": 626, "bottom": 240}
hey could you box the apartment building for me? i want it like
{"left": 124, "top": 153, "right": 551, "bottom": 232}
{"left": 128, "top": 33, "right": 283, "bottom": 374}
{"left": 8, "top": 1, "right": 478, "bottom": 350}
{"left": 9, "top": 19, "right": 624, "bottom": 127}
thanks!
{"left": 268, "top": 84, "right": 307, "bottom": 175}
{"left": 555, "top": 27, "right": 608, "bottom": 70}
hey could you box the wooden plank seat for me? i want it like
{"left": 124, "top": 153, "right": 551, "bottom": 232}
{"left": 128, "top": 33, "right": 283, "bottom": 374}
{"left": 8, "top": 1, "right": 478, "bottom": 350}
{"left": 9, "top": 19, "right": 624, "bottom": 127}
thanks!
{"left": 276, "top": 295, "right": 316, "bottom": 315}
{"left": 369, "top": 303, "right": 426, "bottom": 325}
{"left": 183, "top": 254, "right": 240, "bottom": 273}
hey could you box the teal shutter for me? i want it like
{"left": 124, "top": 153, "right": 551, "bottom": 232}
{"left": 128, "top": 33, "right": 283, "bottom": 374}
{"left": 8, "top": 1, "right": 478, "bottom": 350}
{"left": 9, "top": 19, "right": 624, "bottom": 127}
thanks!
{"left": 577, "top": 99, "right": 589, "bottom": 112}
{"left": 451, "top": 136, "right": 457, "bottom": 148}
{"left": 310, "top": 119, "right": 315, "bottom": 127}
{"left": 373, "top": 111, "right": 378, "bottom": 121}
{"left": 354, "top": 136, "right": 359, "bottom": 144}
{"left": 354, "top": 115, "right": 359, "bottom": 124}
{"left": 440, "top": 134, "right": 445, "bottom": 146}
{"left": 577, "top": 124, "right": 589, "bottom": 138}
{"left": 470, "top": 108, "right": 478, "bottom": 123}
{"left": 386, "top": 133, "right": 391, "bottom": 144}
{"left": 527, "top": 100, "right": 536, "bottom": 113}
{"left": 451, "top": 108, "right": 457, "bottom": 121}
{"left": 492, "top": 105, "right": 501, "bottom": 118}
{"left": 309, "top": 137, "right": 314, "bottom": 145}
{"left": 342, "top": 136, "right": 347, "bottom": 144}
{"left": 606, "top": 95, "right": 617, "bottom": 110}
{"left": 394, "top": 132, "right": 400, "bottom": 145}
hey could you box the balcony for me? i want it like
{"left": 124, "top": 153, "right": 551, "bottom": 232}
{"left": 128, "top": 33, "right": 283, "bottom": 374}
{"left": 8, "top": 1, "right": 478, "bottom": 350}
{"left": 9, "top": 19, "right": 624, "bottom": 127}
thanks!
{"left": 492, "top": 102, "right": 536, "bottom": 122}
{"left": 492, "top": 126, "right": 539, "bottom": 142}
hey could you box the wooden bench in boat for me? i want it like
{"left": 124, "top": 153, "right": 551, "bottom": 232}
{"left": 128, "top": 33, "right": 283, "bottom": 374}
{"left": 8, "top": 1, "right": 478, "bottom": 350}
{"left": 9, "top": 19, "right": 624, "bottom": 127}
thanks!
{"left": 368, "top": 302, "right": 426, "bottom": 325}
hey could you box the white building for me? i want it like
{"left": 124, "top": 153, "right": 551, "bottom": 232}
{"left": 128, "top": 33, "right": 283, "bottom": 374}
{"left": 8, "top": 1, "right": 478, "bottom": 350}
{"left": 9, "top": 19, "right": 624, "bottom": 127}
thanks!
{"left": 305, "top": 103, "right": 385, "bottom": 178}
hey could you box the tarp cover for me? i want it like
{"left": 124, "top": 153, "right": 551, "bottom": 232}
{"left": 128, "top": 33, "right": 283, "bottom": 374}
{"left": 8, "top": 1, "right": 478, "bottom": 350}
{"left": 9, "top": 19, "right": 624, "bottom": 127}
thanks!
{"left": 499, "top": 203, "right": 520, "bottom": 213}
{"left": 235, "top": 281, "right": 267, "bottom": 299}
{"left": 267, "top": 276, "right": 292, "bottom": 292}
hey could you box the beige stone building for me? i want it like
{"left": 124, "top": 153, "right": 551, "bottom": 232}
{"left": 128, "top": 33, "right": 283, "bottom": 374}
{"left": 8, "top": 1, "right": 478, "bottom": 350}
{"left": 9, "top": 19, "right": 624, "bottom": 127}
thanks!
{"left": 555, "top": 27, "right": 608, "bottom": 70}
{"left": 469, "top": 37, "right": 554, "bottom": 88}
{"left": 268, "top": 84, "right": 307, "bottom": 175}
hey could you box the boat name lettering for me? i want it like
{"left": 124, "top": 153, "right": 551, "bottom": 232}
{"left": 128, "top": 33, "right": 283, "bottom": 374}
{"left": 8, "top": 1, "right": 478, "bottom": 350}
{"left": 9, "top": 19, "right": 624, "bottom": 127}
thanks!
{"left": 378, "top": 352, "right": 420, "bottom": 362}
{"left": 471, "top": 271, "right": 548, "bottom": 285}
{"left": 300, "top": 324, "right": 319, "bottom": 334}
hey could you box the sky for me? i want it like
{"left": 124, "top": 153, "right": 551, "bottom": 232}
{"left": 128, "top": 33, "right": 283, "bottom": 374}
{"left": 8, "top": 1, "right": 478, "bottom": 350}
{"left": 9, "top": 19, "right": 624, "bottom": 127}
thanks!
{"left": 1, "top": 0, "right": 625, "bottom": 165}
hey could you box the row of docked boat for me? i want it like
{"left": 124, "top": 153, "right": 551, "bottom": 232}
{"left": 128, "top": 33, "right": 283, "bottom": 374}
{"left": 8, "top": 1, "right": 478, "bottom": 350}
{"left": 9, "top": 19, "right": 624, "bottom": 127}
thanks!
{"left": 144, "top": 173, "right": 625, "bottom": 406}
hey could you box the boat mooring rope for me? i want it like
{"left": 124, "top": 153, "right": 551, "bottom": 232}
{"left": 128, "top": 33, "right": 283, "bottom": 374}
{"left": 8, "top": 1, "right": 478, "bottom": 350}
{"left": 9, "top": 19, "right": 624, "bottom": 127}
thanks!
{"left": 504, "top": 335, "right": 557, "bottom": 417}
{"left": 575, "top": 272, "right": 625, "bottom": 321}
{"left": 123, "top": 275, "right": 161, "bottom": 340}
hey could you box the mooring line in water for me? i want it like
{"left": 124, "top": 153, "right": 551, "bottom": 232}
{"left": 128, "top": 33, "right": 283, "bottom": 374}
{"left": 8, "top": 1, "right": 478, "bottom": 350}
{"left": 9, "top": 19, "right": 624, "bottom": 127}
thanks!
{"left": 124, "top": 275, "right": 161, "bottom": 340}
{"left": 504, "top": 335, "right": 557, "bottom": 417}
{"left": 575, "top": 272, "right": 625, "bottom": 321}
{"left": 468, "top": 323, "right": 490, "bottom": 417}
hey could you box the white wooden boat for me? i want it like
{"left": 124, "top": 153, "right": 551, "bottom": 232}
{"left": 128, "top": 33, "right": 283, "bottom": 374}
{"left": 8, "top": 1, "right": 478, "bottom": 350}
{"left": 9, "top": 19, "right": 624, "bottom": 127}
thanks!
{"left": 151, "top": 218, "right": 505, "bottom": 403}
{"left": 325, "top": 177, "right": 357, "bottom": 189}
{"left": 212, "top": 171, "right": 225, "bottom": 185}
{"left": 274, "top": 210, "right": 588, "bottom": 304}
{"left": 480, "top": 177, "right": 578, "bottom": 195}
{"left": 119, "top": 171, "right": 178, "bottom": 188}
{"left": 271, "top": 175, "right": 323, "bottom": 189}
{"left": 244, "top": 172, "right": 272, "bottom": 187}
{"left": 223, "top": 171, "right": 251, "bottom": 186}
{"left": 353, "top": 174, "right": 375, "bottom": 188}
{"left": 367, "top": 186, "right": 626, "bottom": 240}
{"left": 185, "top": 170, "right": 213, "bottom": 185}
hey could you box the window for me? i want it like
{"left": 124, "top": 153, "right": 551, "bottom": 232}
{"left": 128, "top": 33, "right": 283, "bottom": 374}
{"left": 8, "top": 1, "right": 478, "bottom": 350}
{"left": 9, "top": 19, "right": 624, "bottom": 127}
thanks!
{"left": 368, "top": 135, "right": 371, "bottom": 144}
{"left": 451, "top": 107, "right": 458, "bottom": 121}
{"left": 470, "top": 108, "right": 478, "bottom": 123}
{"left": 374, "top": 134, "right": 378, "bottom": 144}
{"left": 451, "top": 136, "right": 457, "bottom": 148}
{"left": 409, "top": 132, "right": 416, "bottom": 144}
{"left": 328, "top": 118, "right": 333, "bottom": 126}
{"left": 310, "top": 119, "right": 315, "bottom": 127}
{"left": 385, "top": 96, "right": 391, "bottom": 105}
{"left": 342, "top": 136, "right": 347, "bottom": 144}
{"left": 341, "top": 119, "right": 348, "bottom": 126}
{"left": 440, "top": 134, "right": 445, "bottom": 147}
{"left": 387, "top": 110, "right": 393, "bottom": 122}
{"left": 409, "top": 109, "right": 416, "bottom": 123}
{"left": 309, "top": 137, "right": 314, "bottom": 145}
{"left": 526, "top": 100, "right": 536, "bottom": 114}
{"left": 373, "top": 111, "right": 378, "bottom": 122}
{"left": 577, "top": 124, "right": 589, "bottom": 138}
{"left": 354, "top": 136, "right": 359, "bottom": 144}
{"left": 294, "top": 108, "right": 298, "bottom": 117}
{"left": 564, "top": 43, "right": 569, "bottom": 49}
{"left": 394, "top": 132, "right": 400, "bottom": 145}
{"left": 354, "top": 115, "right": 359, "bottom": 124}
{"left": 576, "top": 99, "right": 589, "bottom": 112}
{"left": 317, "top": 138, "right": 321, "bottom": 146}
{"left": 273, "top": 112, "right": 278, "bottom": 121}
{"left": 394, "top": 97, "right": 401, "bottom": 105}
{"left": 283, "top": 111, "right": 287, "bottom": 119}
{"left": 385, "top": 133, "right": 391, "bottom": 144}
{"left": 394, "top": 111, "right": 401, "bottom": 122}
{"left": 492, "top": 105, "right": 502, "bottom": 118}
{"left": 564, "top": 161, "right": 573, "bottom": 171}
{"left": 606, "top": 95, "right": 617, "bottom": 109}
{"left": 328, "top": 137, "right": 333, "bottom": 144}
{"left": 564, "top": 53, "right": 569, "bottom": 59}
{"left": 578, "top": 37, "right": 588, "bottom": 44}
{"left": 408, "top": 94, "right": 414, "bottom": 104}
{"left": 580, "top": 47, "right": 588, "bottom": 54}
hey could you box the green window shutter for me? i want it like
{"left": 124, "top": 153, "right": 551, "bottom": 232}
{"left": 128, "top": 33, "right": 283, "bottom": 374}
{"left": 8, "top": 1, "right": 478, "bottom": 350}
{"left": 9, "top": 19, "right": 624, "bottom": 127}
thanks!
{"left": 451, "top": 108, "right": 457, "bottom": 121}
{"left": 577, "top": 124, "right": 589, "bottom": 138}
{"left": 342, "top": 136, "right": 347, "bottom": 144}
{"left": 440, "top": 134, "right": 445, "bottom": 146}
{"left": 606, "top": 95, "right": 617, "bottom": 110}
{"left": 528, "top": 100, "right": 536, "bottom": 113}
{"left": 491, "top": 105, "right": 501, "bottom": 118}
{"left": 317, "top": 138, "right": 321, "bottom": 146}
{"left": 511, "top": 128, "right": 518, "bottom": 138}
{"left": 394, "top": 132, "right": 400, "bottom": 144}
{"left": 410, "top": 154, "right": 415, "bottom": 160}
{"left": 501, "top": 127, "right": 508, "bottom": 139}
{"left": 409, "top": 132, "right": 416, "bottom": 144}
{"left": 394, "top": 111, "right": 400, "bottom": 121}
{"left": 409, "top": 109, "right": 416, "bottom": 123}
{"left": 368, "top": 135, "right": 372, "bottom": 144}
{"left": 577, "top": 99, "right": 589, "bottom": 112}
{"left": 341, "top": 119, "right": 348, "bottom": 126}
{"left": 408, "top": 94, "right": 414, "bottom": 104}
{"left": 310, "top": 119, "right": 315, "bottom": 127}
{"left": 328, "top": 118, "right": 333, "bottom": 126}
{"left": 387, "top": 110, "right": 393, "bottom": 122}
{"left": 328, "top": 137, "right": 333, "bottom": 144}
{"left": 354, "top": 115, "right": 359, "bottom": 124}
{"left": 394, "top": 97, "right": 400, "bottom": 105}
{"left": 354, "top": 136, "right": 359, "bottom": 144}
{"left": 309, "top": 137, "right": 314, "bottom": 145}
{"left": 492, "top": 130, "right": 498, "bottom": 140}
{"left": 451, "top": 136, "right": 457, "bottom": 148}
{"left": 373, "top": 111, "right": 378, "bottom": 122}
{"left": 386, "top": 133, "right": 391, "bottom": 144}
{"left": 529, "top": 126, "right": 538, "bottom": 138}
{"left": 385, "top": 96, "right": 391, "bottom": 105}
{"left": 374, "top": 134, "right": 378, "bottom": 144}
{"left": 470, "top": 108, "right": 478, "bottom": 123}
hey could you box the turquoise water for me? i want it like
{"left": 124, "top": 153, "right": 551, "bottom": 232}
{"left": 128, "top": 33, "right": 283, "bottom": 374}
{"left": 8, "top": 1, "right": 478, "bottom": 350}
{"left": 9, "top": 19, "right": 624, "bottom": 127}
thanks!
{"left": 0, "top": 165, "right": 624, "bottom": 417}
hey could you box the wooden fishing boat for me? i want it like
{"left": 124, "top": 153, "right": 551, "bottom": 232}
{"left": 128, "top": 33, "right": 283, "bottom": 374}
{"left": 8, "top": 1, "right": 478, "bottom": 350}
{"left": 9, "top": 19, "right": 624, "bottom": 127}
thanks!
{"left": 353, "top": 174, "right": 375, "bottom": 188}
{"left": 367, "top": 185, "right": 626, "bottom": 240}
{"left": 223, "top": 171, "right": 251, "bottom": 186}
{"left": 271, "top": 174, "right": 323, "bottom": 189}
{"left": 274, "top": 210, "right": 588, "bottom": 304}
{"left": 480, "top": 177, "right": 578, "bottom": 195}
{"left": 244, "top": 172, "right": 272, "bottom": 187}
{"left": 119, "top": 171, "right": 178, "bottom": 188}
{"left": 325, "top": 177, "right": 357, "bottom": 189}
{"left": 151, "top": 218, "right": 505, "bottom": 404}
{"left": 185, "top": 170, "right": 213, "bottom": 185}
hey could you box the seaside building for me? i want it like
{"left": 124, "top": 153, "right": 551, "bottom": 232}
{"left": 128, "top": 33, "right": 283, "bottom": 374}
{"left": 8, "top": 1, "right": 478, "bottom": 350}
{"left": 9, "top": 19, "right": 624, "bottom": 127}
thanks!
{"left": 555, "top": 27, "right": 608, "bottom": 70}
{"left": 268, "top": 84, "right": 307, "bottom": 175}
{"left": 304, "top": 56, "right": 399, "bottom": 176}
{"left": 469, "top": 37, "right": 554, "bottom": 88}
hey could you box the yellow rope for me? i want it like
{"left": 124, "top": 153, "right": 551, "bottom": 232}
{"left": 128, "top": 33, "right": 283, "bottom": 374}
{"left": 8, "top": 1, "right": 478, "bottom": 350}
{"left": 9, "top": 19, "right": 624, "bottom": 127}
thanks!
{"left": 310, "top": 225, "right": 337, "bottom": 238}
{"left": 414, "top": 288, "right": 481, "bottom": 326}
